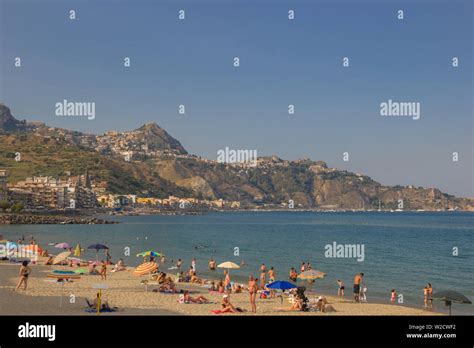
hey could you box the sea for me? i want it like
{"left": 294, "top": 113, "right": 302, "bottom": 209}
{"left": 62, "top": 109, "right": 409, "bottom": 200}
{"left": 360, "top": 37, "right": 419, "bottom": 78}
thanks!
{"left": 1, "top": 211, "right": 473, "bottom": 315}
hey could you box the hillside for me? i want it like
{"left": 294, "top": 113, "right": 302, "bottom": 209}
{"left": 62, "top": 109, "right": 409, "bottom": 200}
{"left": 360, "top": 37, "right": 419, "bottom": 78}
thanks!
{"left": 0, "top": 104, "right": 472, "bottom": 210}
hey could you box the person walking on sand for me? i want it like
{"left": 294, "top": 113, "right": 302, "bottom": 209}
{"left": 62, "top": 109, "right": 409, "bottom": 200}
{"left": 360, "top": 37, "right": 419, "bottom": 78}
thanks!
{"left": 100, "top": 260, "right": 107, "bottom": 280}
{"left": 15, "top": 261, "right": 31, "bottom": 291}
{"left": 337, "top": 280, "right": 345, "bottom": 297}
{"left": 248, "top": 275, "right": 257, "bottom": 313}
{"left": 353, "top": 272, "right": 364, "bottom": 302}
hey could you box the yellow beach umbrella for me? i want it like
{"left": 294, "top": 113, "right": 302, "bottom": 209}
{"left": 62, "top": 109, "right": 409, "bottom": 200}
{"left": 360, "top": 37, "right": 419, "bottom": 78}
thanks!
{"left": 133, "top": 261, "right": 158, "bottom": 276}
{"left": 74, "top": 244, "right": 82, "bottom": 257}
{"left": 53, "top": 251, "right": 71, "bottom": 265}
{"left": 217, "top": 261, "right": 240, "bottom": 269}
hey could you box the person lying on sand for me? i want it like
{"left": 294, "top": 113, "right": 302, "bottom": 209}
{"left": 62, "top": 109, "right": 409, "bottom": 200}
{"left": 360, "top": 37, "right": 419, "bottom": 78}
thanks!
{"left": 182, "top": 290, "right": 209, "bottom": 304}
{"left": 190, "top": 272, "right": 205, "bottom": 285}
{"left": 233, "top": 284, "right": 243, "bottom": 293}
{"left": 276, "top": 295, "right": 303, "bottom": 311}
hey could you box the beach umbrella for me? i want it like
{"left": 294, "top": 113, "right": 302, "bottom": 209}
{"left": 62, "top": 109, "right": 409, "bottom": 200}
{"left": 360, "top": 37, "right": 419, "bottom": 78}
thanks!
{"left": 432, "top": 290, "right": 472, "bottom": 316}
{"left": 47, "top": 270, "right": 81, "bottom": 307}
{"left": 217, "top": 261, "right": 240, "bottom": 269}
{"left": 134, "top": 261, "right": 158, "bottom": 276}
{"left": 87, "top": 244, "right": 109, "bottom": 261}
{"left": 136, "top": 250, "right": 162, "bottom": 258}
{"left": 74, "top": 244, "right": 82, "bottom": 257}
{"left": 22, "top": 244, "right": 44, "bottom": 254}
{"left": 298, "top": 269, "right": 326, "bottom": 280}
{"left": 55, "top": 242, "right": 70, "bottom": 249}
{"left": 53, "top": 251, "right": 71, "bottom": 265}
{"left": 266, "top": 280, "right": 298, "bottom": 290}
{"left": 73, "top": 268, "right": 88, "bottom": 275}
{"left": 88, "top": 244, "right": 109, "bottom": 250}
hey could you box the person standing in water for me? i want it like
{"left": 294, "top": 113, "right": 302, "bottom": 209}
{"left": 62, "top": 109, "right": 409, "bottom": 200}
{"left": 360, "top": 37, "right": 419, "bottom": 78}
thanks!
{"left": 337, "top": 280, "right": 345, "bottom": 297}
{"left": 353, "top": 273, "right": 364, "bottom": 302}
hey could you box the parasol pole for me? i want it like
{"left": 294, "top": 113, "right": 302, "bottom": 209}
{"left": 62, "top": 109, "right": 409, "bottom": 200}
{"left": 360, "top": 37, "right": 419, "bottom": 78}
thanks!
{"left": 97, "top": 289, "right": 101, "bottom": 315}
{"left": 60, "top": 280, "right": 64, "bottom": 308}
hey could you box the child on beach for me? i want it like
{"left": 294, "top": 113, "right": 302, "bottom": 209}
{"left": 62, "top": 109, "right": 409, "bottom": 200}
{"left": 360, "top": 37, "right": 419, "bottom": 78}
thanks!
{"left": 391, "top": 289, "right": 396, "bottom": 303}
{"left": 360, "top": 285, "right": 367, "bottom": 303}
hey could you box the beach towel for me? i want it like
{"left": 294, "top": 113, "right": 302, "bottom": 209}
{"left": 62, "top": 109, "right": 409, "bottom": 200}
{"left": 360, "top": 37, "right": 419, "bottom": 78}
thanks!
{"left": 211, "top": 309, "right": 225, "bottom": 314}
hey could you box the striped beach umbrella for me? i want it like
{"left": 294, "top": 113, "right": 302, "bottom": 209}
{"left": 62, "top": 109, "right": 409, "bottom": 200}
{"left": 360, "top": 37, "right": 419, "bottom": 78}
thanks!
{"left": 134, "top": 262, "right": 158, "bottom": 276}
{"left": 47, "top": 270, "right": 81, "bottom": 308}
{"left": 47, "top": 270, "right": 81, "bottom": 280}
{"left": 22, "top": 244, "right": 44, "bottom": 254}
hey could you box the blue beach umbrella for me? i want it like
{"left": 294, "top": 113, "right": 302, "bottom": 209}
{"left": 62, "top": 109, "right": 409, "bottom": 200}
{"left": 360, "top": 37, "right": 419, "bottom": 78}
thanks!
{"left": 266, "top": 280, "right": 298, "bottom": 290}
{"left": 87, "top": 244, "right": 109, "bottom": 261}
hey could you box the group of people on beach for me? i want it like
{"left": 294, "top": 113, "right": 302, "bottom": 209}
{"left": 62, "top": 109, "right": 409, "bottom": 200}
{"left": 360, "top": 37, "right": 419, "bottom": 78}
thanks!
{"left": 8, "top": 235, "right": 440, "bottom": 314}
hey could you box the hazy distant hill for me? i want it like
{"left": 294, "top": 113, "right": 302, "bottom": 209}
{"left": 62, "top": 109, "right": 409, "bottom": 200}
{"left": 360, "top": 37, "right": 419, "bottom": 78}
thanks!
{"left": 0, "top": 104, "right": 472, "bottom": 210}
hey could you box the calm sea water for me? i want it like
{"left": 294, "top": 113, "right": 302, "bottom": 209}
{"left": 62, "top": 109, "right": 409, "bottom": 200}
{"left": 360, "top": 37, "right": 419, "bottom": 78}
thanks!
{"left": 1, "top": 211, "right": 473, "bottom": 315}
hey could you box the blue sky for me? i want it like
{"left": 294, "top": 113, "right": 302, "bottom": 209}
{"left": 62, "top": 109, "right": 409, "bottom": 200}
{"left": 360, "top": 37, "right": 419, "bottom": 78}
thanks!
{"left": 0, "top": 0, "right": 472, "bottom": 197}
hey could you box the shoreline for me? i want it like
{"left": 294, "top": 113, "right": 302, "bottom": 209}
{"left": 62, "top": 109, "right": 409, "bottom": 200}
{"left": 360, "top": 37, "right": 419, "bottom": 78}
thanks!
{"left": 0, "top": 261, "right": 442, "bottom": 316}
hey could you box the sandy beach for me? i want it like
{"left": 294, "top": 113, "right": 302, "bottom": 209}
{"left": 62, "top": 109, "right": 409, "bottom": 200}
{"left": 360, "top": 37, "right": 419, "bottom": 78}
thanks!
{"left": 0, "top": 260, "right": 441, "bottom": 316}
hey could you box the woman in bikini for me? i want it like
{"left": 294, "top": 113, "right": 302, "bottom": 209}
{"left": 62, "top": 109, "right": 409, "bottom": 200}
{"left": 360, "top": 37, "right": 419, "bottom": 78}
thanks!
{"left": 248, "top": 275, "right": 257, "bottom": 313}
{"left": 15, "top": 261, "right": 31, "bottom": 291}
{"left": 100, "top": 260, "right": 107, "bottom": 280}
